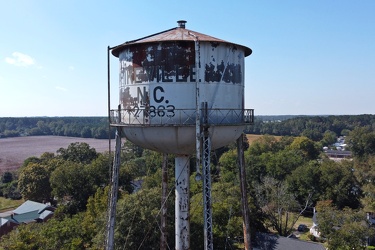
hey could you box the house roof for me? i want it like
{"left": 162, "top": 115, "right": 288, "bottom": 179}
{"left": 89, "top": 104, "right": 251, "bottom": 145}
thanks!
{"left": 39, "top": 210, "right": 53, "bottom": 220}
{"left": 0, "top": 201, "right": 55, "bottom": 224}
{"left": 325, "top": 149, "right": 352, "bottom": 156}
{"left": 1, "top": 218, "right": 9, "bottom": 227}
{"left": 0, "top": 211, "right": 14, "bottom": 218}
{"left": 254, "top": 233, "right": 325, "bottom": 250}
{"left": 13, "top": 200, "right": 52, "bottom": 215}
{"left": 0, "top": 217, "right": 18, "bottom": 227}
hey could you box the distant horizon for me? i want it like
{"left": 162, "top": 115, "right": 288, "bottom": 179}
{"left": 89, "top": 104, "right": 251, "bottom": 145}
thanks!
{"left": 1, "top": 113, "right": 375, "bottom": 119}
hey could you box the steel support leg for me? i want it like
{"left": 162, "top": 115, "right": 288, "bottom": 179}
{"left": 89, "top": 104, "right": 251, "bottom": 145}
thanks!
{"left": 106, "top": 126, "right": 121, "bottom": 250}
{"left": 202, "top": 102, "right": 213, "bottom": 250}
{"left": 160, "top": 153, "right": 168, "bottom": 250}
{"left": 175, "top": 155, "right": 190, "bottom": 250}
{"left": 203, "top": 132, "right": 213, "bottom": 250}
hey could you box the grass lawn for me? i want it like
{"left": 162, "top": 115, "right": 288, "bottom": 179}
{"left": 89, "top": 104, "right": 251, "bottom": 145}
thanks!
{"left": 0, "top": 197, "right": 23, "bottom": 212}
{"left": 294, "top": 215, "right": 314, "bottom": 241}
{"left": 295, "top": 215, "right": 313, "bottom": 228}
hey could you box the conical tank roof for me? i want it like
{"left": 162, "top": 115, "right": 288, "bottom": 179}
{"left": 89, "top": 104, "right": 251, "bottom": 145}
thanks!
{"left": 111, "top": 20, "right": 252, "bottom": 57}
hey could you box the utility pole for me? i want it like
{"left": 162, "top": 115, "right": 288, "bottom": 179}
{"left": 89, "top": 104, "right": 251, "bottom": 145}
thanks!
{"left": 237, "top": 134, "right": 252, "bottom": 250}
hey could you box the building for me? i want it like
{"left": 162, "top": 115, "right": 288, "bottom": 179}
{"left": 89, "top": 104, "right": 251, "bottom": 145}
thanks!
{"left": 253, "top": 232, "right": 325, "bottom": 250}
{"left": 0, "top": 200, "right": 55, "bottom": 237}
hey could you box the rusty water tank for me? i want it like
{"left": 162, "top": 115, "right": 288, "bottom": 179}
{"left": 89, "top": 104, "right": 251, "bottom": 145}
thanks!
{"left": 111, "top": 20, "right": 252, "bottom": 154}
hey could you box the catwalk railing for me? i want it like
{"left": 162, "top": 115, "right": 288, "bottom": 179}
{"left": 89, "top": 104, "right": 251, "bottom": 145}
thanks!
{"left": 109, "top": 108, "right": 254, "bottom": 127}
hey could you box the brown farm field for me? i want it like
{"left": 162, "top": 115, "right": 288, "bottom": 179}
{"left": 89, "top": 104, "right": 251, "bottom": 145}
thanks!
{"left": 246, "top": 134, "right": 282, "bottom": 144}
{"left": 0, "top": 136, "right": 113, "bottom": 172}
{"left": 246, "top": 134, "right": 263, "bottom": 144}
{"left": 0, "top": 134, "right": 272, "bottom": 172}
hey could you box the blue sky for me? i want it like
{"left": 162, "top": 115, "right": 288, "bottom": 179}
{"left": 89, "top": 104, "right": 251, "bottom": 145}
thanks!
{"left": 1, "top": 0, "right": 374, "bottom": 117}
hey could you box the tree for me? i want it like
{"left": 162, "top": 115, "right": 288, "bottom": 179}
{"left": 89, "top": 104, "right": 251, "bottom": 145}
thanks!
{"left": 316, "top": 203, "right": 374, "bottom": 249}
{"left": 82, "top": 187, "right": 109, "bottom": 248}
{"left": 0, "top": 223, "right": 46, "bottom": 249}
{"left": 1, "top": 171, "right": 13, "bottom": 183}
{"left": 289, "top": 136, "right": 320, "bottom": 161}
{"left": 218, "top": 149, "right": 238, "bottom": 183}
{"left": 50, "top": 162, "right": 95, "bottom": 213}
{"left": 18, "top": 163, "right": 53, "bottom": 202}
{"left": 57, "top": 142, "right": 98, "bottom": 164}
{"left": 114, "top": 187, "right": 168, "bottom": 249}
{"left": 319, "top": 159, "right": 360, "bottom": 209}
{"left": 348, "top": 126, "right": 375, "bottom": 158}
{"left": 353, "top": 156, "right": 375, "bottom": 212}
{"left": 287, "top": 161, "right": 322, "bottom": 205}
{"left": 255, "top": 177, "right": 311, "bottom": 236}
{"left": 261, "top": 149, "right": 304, "bottom": 181}
{"left": 321, "top": 130, "right": 337, "bottom": 147}
{"left": 80, "top": 126, "right": 92, "bottom": 138}
{"left": 248, "top": 135, "right": 280, "bottom": 156}
{"left": 190, "top": 181, "right": 247, "bottom": 249}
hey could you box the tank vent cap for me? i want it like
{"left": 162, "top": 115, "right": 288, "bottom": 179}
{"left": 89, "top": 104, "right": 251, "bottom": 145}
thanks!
{"left": 177, "top": 20, "right": 187, "bottom": 28}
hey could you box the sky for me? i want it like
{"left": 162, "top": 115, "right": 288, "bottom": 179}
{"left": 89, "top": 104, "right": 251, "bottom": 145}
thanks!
{"left": 1, "top": 0, "right": 374, "bottom": 117}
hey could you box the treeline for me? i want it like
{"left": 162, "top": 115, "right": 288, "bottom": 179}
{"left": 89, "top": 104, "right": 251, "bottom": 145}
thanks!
{"left": 2, "top": 115, "right": 375, "bottom": 141}
{"left": 0, "top": 117, "right": 114, "bottom": 139}
{"left": 247, "top": 114, "right": 375, "bottom": 140}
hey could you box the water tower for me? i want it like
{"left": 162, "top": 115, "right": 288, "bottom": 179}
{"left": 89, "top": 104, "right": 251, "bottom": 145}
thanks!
{"left": 106, "top": 20, "right": 253, "bottom": 250}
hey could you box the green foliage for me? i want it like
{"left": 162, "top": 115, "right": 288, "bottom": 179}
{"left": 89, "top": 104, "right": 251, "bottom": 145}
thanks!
{"left": 262, "top": 149, "right": 304, "bottom": 181}
{"left": 287, "top": 161, "right": 322, "bottom": 204}
{"left": 348, "top": 126, "right": 375, "bottom": 158}
{"left": 1, "top": 171, "right": 13, "bottom": 183}
{"left": 321, "top": 130, "right": 337, "bottom": 146}
{"left": 354, "top": 156, "right": 375, "bottom": 212}
{"left": 319, "top": 159, "right": 360, "bottom": 209}
{"left": 289, "top": 136, "right": 320, "bottom": 160}
{"left": 114, "top": 187, "right": 168, "bottom": 249}
{"left": 246, "top": 114, "right": 375, "bottom": 138}
{"left": 218, "top": 149, "right": 238, "bottom": 183}
{"left": 0, "top": 117, "right": 112, "bottom": 139}
{"left": 248, "top": 135, "right": 281, "bottom": 156}
{"left": 50, "top": 161, "right": 96, "bottom": 213}
{"left": 317, "top": 206, "right": 374, "bottom": 250}
{"left": 57, "top": 142, "right": 98, "bottom": 164}
{"left": 190, "top": 181, "right": 250, "bottom": 249}
{"left": 0, "top": 223, "right": 47, "bottom": 249}
{"left": 18, "top": 163, "right": 53, "bottom": 202}
{"left": 254, "top": 177, "right": 305, "bottom": 236}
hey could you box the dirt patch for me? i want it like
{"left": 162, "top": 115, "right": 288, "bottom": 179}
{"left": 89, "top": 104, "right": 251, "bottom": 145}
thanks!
{"left": 0, "top": 136, "right": 114, "bottom": 172}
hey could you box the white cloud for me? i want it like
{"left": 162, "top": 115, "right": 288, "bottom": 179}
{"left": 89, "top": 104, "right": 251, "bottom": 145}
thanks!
{"left": 55, "top": 86, "right": 68, "bottom": 92}
{"left": 69, "top": 66, "right": 75, "bottom": 71}
{"left": 5, "top": 52, "right": 35, "bottom": 67}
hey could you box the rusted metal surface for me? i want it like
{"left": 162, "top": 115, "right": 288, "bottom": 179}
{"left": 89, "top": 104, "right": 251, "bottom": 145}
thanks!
{"left": 111, "top": 25, "right": 251, "bottom": 57}
{"left": 116, "top": 41, "right": 248, "bottom": 126}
